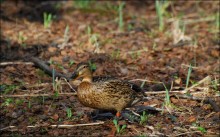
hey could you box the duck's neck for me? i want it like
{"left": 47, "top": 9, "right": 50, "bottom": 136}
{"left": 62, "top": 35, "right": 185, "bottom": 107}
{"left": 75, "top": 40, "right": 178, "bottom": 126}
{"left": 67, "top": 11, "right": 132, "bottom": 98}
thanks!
{"left": 82, "top": 75, "right": 93, "bottom": 83}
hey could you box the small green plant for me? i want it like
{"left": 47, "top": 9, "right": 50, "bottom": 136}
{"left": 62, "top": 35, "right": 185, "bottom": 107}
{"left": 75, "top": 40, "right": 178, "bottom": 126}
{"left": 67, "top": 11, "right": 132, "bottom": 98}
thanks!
{"left": 113, "top": 119, "right": 126, "bottom": 134}
{"left": 73, "top": 0, "right": 91, "bottom": 9}
{"left": 192, "top": 123, "right": 207, "bottom": 134}
{"left": 28, "top": 100, "right": 31, "bottom": 109}
{"left": 111, "top": 49, "right": 121, "bottom": 59}
{"left": 48, "top": 59, "right": 54, "bottom": 66}
{"left": 155, "top": 122, "right": 162, "bottom": 131}
{"left": 52, "top": 69, "right": 60, "bottom": 98}
{"left": 43, "top": 12, "right": 53, "bottom": 28}
{"left": 28, "top": 117, "right": 36, "bottom": 124}
{"left": 69, "top": 60, "right": 75, "bottom": 67}
{"left": 215, "top": 12, "right": 219, "bottom": 30}
{"left": 15, "top": 99, "right": 24, "bottom": 106}
{"left": 18, "top": 31, "right": 27, "bottom": 47}
{"left": 1, "top": 84, "right": 17, "bottom": 94}
{"left": 88, "top": 61, "right": 97, "bottom": 72}
{"left": 66, "top": 108, "right": 72, "bottom": 119}
{"left": 211, "top": 78, "right": 219, "bottom": 93}
{"left": 89, "top": 34, "right": 100, "bottom": 51}
{"left": 186, "top": 64, "right": 192, "bottom": 89}
{"left": 63, "top": 25, "right": 70, "bottom": 44}
{"left": 137, "top": 134, "right": 147, "bottom": 137}
{"left": 130, "top": 51, "right": 141, "bottom": 60}
{"left": 155, "top": 0, "right": 170, "bottom": 31}
{"left": 197, "top": 126, "right": 207, "bottom": 134}
{"left": 86, "top": 25, "right": 101, "bottom": 52}
{"left": 52, "top": 68, "right": 56, "bottom": 90}
{"left": 139, "top": 111, "right": 150, "bottom": 125}
{"left": 1, "top": 98, "right": 13, "bottom": 106}
{"left": 87, "top": 25, "right": 92, "bottom": 35}
{"left": 56, "top": 63, "right": 64, "bottom": 70}
{"left": 118, "top": 2, "right": 125, "bottom": 31}
{"left": 152, "top": 42, "right": 157, "bottom": 50}
{"left": 54, "top": 88, "right": 59, "bottom": 98}
{"left": 42, "top": 96, "right": 45, "bottom": 105}
{"left": 140, "top": 77, "right": 148, "bottom": 88}
{"left": 163, "top": 83, "right": 171, "bottom": 107}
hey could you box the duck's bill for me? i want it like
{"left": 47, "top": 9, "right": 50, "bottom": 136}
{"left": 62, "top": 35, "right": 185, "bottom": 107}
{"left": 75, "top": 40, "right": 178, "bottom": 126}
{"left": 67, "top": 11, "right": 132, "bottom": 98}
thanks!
{"left": 70, "top": 71, "right": 79, "bottom": 79}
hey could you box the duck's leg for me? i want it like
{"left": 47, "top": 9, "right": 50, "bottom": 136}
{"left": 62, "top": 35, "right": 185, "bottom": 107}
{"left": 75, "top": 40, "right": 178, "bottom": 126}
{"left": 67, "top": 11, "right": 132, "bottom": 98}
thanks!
{"left": 116, "top": 111, "right": 121, "bottom": 118}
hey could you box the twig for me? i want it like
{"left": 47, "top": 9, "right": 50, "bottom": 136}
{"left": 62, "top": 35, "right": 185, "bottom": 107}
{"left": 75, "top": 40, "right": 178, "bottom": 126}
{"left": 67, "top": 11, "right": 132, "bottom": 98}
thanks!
{"left": 144, "top": 90, "right": 186, "bottom": 94}
{"left": 60, "top": 77, "right": 77, "bottom": 92}
{"left": 0, "top": 93, "right": 77, "bottom": 98}
{"left": 0, "top": 61, "right": 34, "bottom": 66}
{"left": 129, "top": 79, "right": 163, "bottom": 84}
{"left": 0, "top": 122, "right": 105, "bottom": 131}
{"left": 50, "top": 122, "right": 104, "bottom": 128}
{"left": 125, "top": 108, "right": 140, "bottom": 117}
{"left": 0, "top": 126, "right": 16, "bottom": 131}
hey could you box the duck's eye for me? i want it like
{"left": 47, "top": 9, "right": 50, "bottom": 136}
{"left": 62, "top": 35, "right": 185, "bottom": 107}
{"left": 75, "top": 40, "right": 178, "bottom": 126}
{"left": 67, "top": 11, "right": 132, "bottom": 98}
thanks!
{"left": 83, "top": 65, "right": 87, "bottom": 68}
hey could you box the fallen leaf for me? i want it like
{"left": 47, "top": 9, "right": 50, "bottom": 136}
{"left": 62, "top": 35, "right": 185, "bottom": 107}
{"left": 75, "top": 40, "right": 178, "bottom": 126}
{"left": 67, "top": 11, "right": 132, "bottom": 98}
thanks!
{"left": 188, "top": 115, "right": 196, "bottom": 123}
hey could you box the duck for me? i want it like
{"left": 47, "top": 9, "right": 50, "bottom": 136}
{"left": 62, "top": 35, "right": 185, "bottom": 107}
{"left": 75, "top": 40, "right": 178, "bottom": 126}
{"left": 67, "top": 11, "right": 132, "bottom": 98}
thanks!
{"left": 71, "top": 62, "right": 144, "bottom": 117}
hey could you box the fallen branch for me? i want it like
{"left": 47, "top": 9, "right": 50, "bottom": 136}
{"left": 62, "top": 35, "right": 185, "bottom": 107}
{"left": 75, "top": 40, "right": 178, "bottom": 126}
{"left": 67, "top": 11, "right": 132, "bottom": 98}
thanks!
{"left": 30, "top": 57, "right": 70, "bottom": 80}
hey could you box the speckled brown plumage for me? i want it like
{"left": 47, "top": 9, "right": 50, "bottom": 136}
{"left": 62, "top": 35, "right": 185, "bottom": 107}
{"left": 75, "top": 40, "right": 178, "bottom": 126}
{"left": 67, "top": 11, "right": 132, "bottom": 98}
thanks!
{"left": 71, "top": 63, "right": 144, "bottom": 116}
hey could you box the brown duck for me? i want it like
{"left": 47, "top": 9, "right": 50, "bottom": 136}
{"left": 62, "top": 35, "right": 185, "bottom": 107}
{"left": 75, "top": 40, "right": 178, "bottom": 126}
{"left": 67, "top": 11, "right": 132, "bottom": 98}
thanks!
{"left": 71, "top": 63, "right": 144, "bottom": 117}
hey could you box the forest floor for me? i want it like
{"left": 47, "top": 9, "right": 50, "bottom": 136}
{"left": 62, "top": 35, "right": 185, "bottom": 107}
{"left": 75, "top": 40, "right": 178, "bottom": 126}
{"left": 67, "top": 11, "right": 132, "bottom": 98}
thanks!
{"left": 0, "top": 1, "right": 219, "bottom": 136}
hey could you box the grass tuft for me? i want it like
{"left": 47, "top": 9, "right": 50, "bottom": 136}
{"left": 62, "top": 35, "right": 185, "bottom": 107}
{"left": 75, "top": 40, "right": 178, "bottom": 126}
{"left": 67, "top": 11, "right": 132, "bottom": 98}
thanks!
{"left": 118, "top": 2, "right": 125, "bottom": 31}
{"left": 113, "top": 118, "right": 127, "bottom": 134}
{"left": 155, "top": 0, "right": 170, "bottom": 31}
{"left": 43, "top": 12, "right": 53, "bottom": 29}
{"left": 186, "top": 64, "right": 192, "bottom": 89}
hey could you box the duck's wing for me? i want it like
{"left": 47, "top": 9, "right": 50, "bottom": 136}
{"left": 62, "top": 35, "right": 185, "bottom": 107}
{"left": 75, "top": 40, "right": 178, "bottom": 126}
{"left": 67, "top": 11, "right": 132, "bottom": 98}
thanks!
{"left": 101, "top": 80, "right": 144, "bottom": 105}
{"left": 93, "top": 76, "right": 142, "bottom": 93}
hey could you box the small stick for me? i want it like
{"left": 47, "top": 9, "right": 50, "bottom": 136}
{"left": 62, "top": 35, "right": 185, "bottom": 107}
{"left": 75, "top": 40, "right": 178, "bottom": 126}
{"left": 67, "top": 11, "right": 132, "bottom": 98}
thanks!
{"left": 129, "top": 79, "right": 163, "bottom": 84}
{"left": 0, "top": 126, "right": 16, "bottom": 131}
{"left": 0, "top": 122, "right": 105, "bottom": 131}
{"left": 0, "top": 61, "right": 34, "bottom": 66}
{"left": 50, "top": 122, "right": 105, "bottom": 128}
{"left": 144, "top": 90, "right": 186, "bottom": 94}
{"left": 0, "top": 93, "right": 77, "bottom": 98}
{"left": 61, "top": 77, "right": 77, "bottom": 92}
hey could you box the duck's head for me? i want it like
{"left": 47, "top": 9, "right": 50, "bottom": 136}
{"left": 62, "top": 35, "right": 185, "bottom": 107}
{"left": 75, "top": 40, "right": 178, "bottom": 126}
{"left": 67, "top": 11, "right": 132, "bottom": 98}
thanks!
{"left": 71, "top": 63, "right": 92, "bottom": 82}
